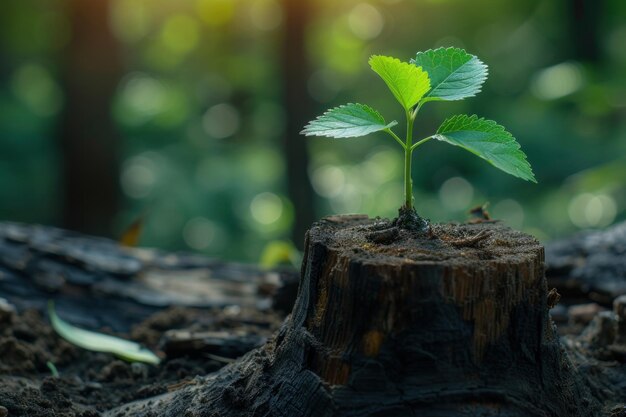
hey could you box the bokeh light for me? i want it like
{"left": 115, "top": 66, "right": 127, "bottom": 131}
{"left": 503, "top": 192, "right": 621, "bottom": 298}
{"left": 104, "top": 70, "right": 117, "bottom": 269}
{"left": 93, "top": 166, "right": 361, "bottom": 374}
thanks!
{"left": 0, "top": 0, "right": 624, "bottom": 263}
{"left": 568, "top": 193, "right": 617, "bottom": 229}
{"left": 311, "top": 165, "right": 346, "bottom": 198}
{"left": 203, "top": 104, "right": 240, "bottom": 139}
{"left": 492, "top": 199, "right": 525, "bottom": 230}
{"left": 531, "top": 62, "right": 584, "bottom": 101}
{"left": 348, "top": 3, "right": 384, "bottom": 40}
{"left": 121, "top": 155, "right": 158, "bottom": 199}
{"left": 438, "top": 177, "right": 474, "bottom": 212}
{"left": 11, "top": 64, "right": 63, "bottom": 117}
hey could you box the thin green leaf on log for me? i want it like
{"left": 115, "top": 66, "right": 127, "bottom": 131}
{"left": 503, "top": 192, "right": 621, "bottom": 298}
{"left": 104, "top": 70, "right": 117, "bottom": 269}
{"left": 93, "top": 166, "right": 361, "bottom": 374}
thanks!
{"left": 48, "top": 301, "right": 161, "bottom": 365}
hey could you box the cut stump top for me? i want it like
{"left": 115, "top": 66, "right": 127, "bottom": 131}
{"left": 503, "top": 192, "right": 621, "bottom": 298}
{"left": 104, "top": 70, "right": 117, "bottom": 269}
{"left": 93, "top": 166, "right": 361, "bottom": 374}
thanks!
{"left": 316, "top": 214, "right": 543, "bottom": 267}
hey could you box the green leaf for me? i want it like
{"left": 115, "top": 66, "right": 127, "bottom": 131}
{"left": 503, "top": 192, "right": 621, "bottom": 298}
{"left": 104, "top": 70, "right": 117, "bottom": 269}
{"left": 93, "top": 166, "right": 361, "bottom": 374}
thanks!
{"left": 259, "top": 240, "right": 301, "bottom": 269}
{"left": 434, "top": 115, "right": 536, "bottom": 182}
{"left": 411, "top": 47, "right": 488, "bottom": 101}
{"left": 369, "top": 55, "right": 430, "bottom": 110}
{"left": 301, "top": 103, "right": 397, "bottom": 138}
{"left": 48, "top": 301, "right": 161, "bottom": 365}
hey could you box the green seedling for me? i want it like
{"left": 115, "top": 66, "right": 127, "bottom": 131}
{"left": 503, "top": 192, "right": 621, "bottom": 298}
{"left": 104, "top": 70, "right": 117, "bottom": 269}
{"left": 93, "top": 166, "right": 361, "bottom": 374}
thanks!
{"left": 46, "top": 360, "right": 60, "bottom": 378}
{"left": 302, "top": 47, "right": 535, "bottom": 229}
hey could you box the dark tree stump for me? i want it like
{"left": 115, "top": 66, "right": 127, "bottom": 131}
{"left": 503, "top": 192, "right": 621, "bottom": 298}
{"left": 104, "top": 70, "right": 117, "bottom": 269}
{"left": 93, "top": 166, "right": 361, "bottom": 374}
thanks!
{"left": 107, "top": 215, "right": 601, "bottom": 417}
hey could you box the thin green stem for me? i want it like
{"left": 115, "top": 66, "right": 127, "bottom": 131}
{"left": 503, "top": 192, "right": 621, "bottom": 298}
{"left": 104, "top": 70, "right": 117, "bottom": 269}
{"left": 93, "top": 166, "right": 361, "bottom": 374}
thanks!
{"left": 411, "top": 100, "right": 425, "bottom": 119}
{"left": 384, "top": 128, "right": 406, "bottom": 149}
{"left": 410, "top": 135, "right": 434, "bottom": 151}
{"left": 404, "top": 110, "right": 415, "bottom": 209}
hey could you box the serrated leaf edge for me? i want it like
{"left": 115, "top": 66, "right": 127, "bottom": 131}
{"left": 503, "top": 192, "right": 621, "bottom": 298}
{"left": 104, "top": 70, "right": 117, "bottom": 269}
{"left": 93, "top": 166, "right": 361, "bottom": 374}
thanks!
{"left": 369, "top": 55, "right": 431, "bottom": 110}
{"left": 300, "top": 103, "right": 397, "bottom": 138}
{"left": 411, "top": 47, "right": 489, "bottom": 102}
{"left": 435, "top": 114, "right": 536, "bottom": 183}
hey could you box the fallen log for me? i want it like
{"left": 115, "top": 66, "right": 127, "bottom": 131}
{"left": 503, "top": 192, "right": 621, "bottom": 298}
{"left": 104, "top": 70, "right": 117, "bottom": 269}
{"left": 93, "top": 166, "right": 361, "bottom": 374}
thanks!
{"left": 546, "top": 220, "right": 626, "bottom": 304}
{"left": 0, "top": 222, "right": 297, "bottom": 332}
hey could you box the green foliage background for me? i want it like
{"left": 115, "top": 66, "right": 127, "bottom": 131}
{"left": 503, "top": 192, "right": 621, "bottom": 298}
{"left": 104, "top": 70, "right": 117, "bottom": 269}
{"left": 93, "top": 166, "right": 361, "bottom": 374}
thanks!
{"left": 0, "top": 0, "right": 625, "bottom": 262}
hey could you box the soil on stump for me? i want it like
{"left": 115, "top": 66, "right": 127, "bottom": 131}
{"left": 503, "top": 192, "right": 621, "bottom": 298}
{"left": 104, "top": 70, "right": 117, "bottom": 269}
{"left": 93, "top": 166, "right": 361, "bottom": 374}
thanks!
{"left": 109, "top": 215, "right": 601, "bottom": 417}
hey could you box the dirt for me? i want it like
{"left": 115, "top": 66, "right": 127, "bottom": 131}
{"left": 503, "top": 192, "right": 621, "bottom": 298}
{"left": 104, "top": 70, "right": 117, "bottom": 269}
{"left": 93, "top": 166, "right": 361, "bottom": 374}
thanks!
{"left": 97, "top": 215, "right": 606, "bottom": 417}
{"left": 0, "top": 215, "right": 619, "bottom": 416}
{"left": 325, "top": 214, "right": 541, "bottom": 265}
{"left": 0, "top": 303, "right": 284, "bottom": 416}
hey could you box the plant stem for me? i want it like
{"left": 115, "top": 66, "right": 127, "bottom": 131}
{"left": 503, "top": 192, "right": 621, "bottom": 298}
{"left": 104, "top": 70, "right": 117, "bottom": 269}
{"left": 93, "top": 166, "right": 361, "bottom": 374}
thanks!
{"left": 404, "top": 110, "right": 415, "bottom": 209}
{"left": 385, "top": 128, "right": 406, "bottom": 149}
{"left": 410, "top": 135, "right": 433, "bottom": 151}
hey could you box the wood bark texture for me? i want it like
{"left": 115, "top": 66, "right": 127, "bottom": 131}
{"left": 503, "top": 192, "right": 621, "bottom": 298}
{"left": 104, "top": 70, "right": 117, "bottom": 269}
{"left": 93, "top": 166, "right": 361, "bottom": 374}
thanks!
{"left": 0, "top": 222, "right": 295, "bottom": 332}
{"left": 546, "top": 220, "right": 626, "bottom": 303}
{"left": 107, "top": 215, "right": 601, "bottom": 417}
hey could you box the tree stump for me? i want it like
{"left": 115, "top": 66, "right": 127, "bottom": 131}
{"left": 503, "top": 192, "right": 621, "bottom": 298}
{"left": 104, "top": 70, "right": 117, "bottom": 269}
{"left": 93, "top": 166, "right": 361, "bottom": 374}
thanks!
{"left": 108, "top": 215, "right": 600, "bottom": 417}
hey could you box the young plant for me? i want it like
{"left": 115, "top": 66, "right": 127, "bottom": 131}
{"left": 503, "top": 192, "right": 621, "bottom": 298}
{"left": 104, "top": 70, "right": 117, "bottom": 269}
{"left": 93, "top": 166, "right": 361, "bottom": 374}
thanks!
{"left": 301, "top": 47, "right": 535, "bottom": 229}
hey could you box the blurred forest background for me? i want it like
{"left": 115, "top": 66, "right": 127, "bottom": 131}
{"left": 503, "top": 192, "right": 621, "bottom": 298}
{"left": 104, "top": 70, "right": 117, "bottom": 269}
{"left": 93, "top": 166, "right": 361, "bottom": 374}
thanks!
{"left": 0, "top": 0, "right": 625, "bottom": 262}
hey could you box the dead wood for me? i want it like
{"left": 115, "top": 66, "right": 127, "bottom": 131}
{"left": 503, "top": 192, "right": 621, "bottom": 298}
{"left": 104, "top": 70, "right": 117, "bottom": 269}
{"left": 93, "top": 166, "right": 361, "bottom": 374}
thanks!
{"left": 0, "top": 222, "right": 297, "bottom": 332}
{"left": 106, "top": 215, "right": 602, "bottom": 417}
{"left": 546, "top": 220, "right": 626, "bottom": 303}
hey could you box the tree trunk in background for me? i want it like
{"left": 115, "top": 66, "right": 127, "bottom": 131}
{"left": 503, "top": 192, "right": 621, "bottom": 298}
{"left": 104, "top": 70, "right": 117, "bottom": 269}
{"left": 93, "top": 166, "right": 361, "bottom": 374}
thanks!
{"left": 58, "top": 0, "right": 122, "bottom": 236}
{"left": 568, "top": 0, "right": 603, "bottom": 62}
{"left": 281, "top": 0, "right": 315, "bottom": 249}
